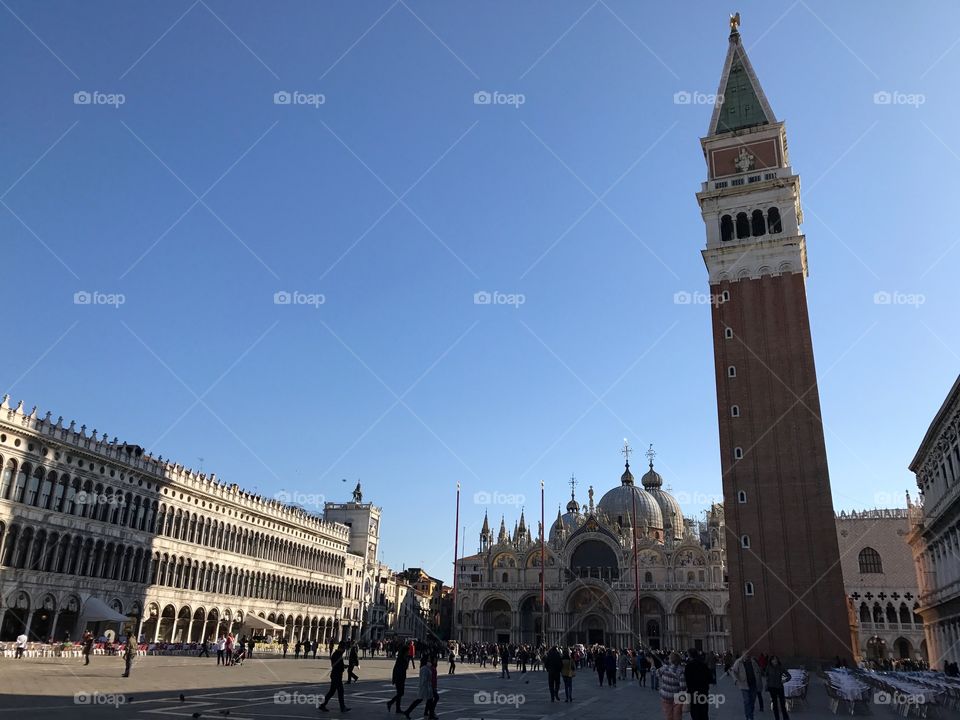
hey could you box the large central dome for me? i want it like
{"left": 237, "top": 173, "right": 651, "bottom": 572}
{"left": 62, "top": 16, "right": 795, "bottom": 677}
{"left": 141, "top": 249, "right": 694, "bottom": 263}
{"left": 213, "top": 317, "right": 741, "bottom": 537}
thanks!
{"left": 598, "top": 462, "right": 663, "bottom": 532}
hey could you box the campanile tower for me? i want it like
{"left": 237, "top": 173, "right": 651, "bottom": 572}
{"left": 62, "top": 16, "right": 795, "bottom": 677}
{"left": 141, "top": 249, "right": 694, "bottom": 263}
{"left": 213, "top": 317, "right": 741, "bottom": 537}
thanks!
{"left": 696, "top": 16, "right": 853, "bottom": 663}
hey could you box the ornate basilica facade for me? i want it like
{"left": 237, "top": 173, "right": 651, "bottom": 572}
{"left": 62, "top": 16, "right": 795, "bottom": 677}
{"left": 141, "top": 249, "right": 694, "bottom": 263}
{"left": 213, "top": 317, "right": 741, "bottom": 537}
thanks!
{"left": 455, "top": 450, "right": 729, "bottom": 653}
{"left": 0, "top": 396, "right": 382, "bottom": 645}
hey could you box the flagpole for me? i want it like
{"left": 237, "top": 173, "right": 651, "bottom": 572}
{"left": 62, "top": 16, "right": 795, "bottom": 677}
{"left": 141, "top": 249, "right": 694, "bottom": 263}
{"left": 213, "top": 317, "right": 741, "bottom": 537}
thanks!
{"left": 627, "top": 440, "right": 641, "bottom": 650}
{"left": 540, "top": 479, "right": 546, "bottom": 647}
{"left": 453, "top": 481, "right": 460, "bottom": 642}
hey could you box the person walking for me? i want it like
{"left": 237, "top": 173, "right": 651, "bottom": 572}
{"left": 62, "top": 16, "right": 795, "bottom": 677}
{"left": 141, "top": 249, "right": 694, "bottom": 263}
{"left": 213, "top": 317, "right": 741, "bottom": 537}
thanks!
{"left": 347, "top": 643, "right": 360, "bottom": 684}
{"left": 685, "top": 648, "right": 714, "bottom": 720}
{"left": 282, "top": 638, "right": 289, "bottom": 658}
{"left": 448, "top": 648, "right": 456, "bottom": 675}
{"left": 500, "top": 645, "right": 511, "bottom": 679}
{"left": 764, "top": 656, "right": 791, "bottom": 720}
{"left": 639, "top": 652, "right": 650, "bottom": 686}
{"left": 82, "top": 630, "right": 94, "bottom": 666}
{"left": 731, "top": 652, "right": 762, "bottom": 720}
{"left": 15, "top": 631, "right": 28, "bottom": 659}
{"left": 658, "top": 652, "right": 687, "bottom": 720}
{"left": 545, "top": 645, "right": 563, "bottom": 702}
{"left": 225, "top": 633, "right": 234, "bottom": 666}
{"left": 594, "top": 648, "right": 606, "bottom": 686}
{"left": 216, "top": 635, "right": 226, "bottom": 665}
{"left": 755, "top": 653, "right": 768, "bottom": 713}
{"left": 387, "top": 648, "right": 408, "bottom": 713}
{"left": 319, "top": 642, "right": 351, "bottom": 713}
{"left": 408, "top": 640, "right": 417, "bottom": 669}
{"left": 425, "top": 653, "right": 440, "bottom": 720}
{"left": 619, "top": 649, "right": 629, "bottom": 681}
{"left": 561, "top": 648, "right": 576, "bottom": 702}
{"left": 402, "top": 656, "right": 432, "bottom": 719}
{"left": 122, "top": 633, "right": 137, "bottom": 677}
{"left": 605, "top": 649, "right": 617, "bottom": 687}
{"left": 198, "top": 635, "right": 210, "bottom": 658}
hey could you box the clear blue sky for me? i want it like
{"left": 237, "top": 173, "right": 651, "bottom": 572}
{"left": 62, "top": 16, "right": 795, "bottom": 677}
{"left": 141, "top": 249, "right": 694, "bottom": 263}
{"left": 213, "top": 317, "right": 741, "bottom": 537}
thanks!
{"left": 2, "top": 1, "right": 957, "bottom": 582}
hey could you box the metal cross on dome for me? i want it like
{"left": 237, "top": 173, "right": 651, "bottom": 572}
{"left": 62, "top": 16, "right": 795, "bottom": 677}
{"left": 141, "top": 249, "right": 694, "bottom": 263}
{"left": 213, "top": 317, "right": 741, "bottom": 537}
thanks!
{"left": 569, "top": 473, "right": 577, "bottom": 498}
{"left": 646, "top": 443, "right": 657, "bottom": 467}
{"left": 621, "top": 439, "right": 632, "bottom": 463}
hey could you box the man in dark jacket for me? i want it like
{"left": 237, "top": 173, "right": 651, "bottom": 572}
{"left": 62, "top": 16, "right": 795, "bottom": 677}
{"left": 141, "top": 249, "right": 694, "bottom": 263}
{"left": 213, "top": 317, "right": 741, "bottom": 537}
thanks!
{"left": 347, "top": 644, "right": 360, "bottom": 684}
{"left": 685, "top": 648, "right": 714, "bottom": 720}
{"left": 499, "top": 645, "right": 512, "bottom": 679}
{"left": 545, "top": 646, "right": 563, "bottom": 701}
{"left": 387, "top": 647, "right": 408, "bottom": 713}
{"left": 319, "top": 642, "right": 351, "bottom": 712}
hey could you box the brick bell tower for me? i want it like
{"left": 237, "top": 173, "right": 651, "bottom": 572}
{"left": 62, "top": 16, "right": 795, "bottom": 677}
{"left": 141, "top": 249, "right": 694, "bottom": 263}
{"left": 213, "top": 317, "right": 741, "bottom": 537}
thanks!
{"left": 696, "top": 15, "right": 853, "bottom": 664}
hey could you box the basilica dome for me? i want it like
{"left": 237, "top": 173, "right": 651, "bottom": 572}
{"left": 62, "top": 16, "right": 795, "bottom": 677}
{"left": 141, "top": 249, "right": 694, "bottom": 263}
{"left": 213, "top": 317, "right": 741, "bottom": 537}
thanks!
{"left": 598, "top": 463, "right": 663, "bottom": 533}
{"left": 642, "top": 460, "right": 685, "bottom": 541}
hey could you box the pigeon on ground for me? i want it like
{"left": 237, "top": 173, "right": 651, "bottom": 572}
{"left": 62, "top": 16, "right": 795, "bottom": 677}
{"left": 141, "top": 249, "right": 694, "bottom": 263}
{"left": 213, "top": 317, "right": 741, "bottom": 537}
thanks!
{"left": 179, "top": 694, "right": 186, "bottom": 702}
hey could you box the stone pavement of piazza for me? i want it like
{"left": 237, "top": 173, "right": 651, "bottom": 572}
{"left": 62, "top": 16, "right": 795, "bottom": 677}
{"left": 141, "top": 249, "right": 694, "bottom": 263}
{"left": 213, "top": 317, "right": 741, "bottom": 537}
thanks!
{"left": 0, "top": 653, "right": 897, "bottom": 720}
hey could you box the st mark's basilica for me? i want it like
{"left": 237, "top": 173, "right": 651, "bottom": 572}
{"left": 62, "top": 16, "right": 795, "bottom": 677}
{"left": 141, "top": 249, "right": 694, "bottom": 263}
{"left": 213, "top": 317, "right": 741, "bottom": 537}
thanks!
{"left": 455, "top": 445, "right": 728, "bottom": 653}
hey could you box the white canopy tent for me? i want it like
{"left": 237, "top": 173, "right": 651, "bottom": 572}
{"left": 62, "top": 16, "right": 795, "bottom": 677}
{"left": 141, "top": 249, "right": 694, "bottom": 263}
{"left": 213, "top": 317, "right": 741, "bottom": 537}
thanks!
{"left": 81, "top": 597, "right": 128, "bottom": 623}
{"left": 240, "top": 614, "right": 284, "bottom": 633}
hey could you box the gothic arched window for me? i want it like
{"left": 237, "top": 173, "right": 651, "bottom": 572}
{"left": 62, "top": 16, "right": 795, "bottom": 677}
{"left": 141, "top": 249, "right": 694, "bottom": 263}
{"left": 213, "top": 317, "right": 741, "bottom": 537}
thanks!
{"left": 858, "top": 547, "right": 883, "bottom": 574}
{"left": 751, "top": 209, "right": 766, "bottom": 236}
{"left": 720, "top": 215, "right": 734, "bottom": 242}
{"left": 736, "top": 212, "right": 750, "bottom": 239}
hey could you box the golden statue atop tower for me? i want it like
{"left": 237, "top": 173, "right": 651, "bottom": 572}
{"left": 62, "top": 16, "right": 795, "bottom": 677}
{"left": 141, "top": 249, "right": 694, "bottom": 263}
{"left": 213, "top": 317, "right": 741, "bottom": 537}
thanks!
{"left": 729, "top": 11, "right": 741, "bottom": 34}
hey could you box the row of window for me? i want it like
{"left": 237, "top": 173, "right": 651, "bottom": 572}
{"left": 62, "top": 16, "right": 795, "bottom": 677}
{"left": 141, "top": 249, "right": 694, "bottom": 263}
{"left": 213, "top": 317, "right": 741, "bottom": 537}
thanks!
{"left": 858, "top": 601, "right": 921, "bottom": 626}
{"left": 720, "top": 208, "right": 782, "bottom": 242}
{"left": 0, "top": 523, "right": 148, "bottom": 583}
{"left": 150, "top": 553, "right": 341, "bottom": 606}
{"left": 0, "top": 457, "right": 345, "bottom": 575}
{"left": 0, "top": 521, "right": 343, "bottom": 607}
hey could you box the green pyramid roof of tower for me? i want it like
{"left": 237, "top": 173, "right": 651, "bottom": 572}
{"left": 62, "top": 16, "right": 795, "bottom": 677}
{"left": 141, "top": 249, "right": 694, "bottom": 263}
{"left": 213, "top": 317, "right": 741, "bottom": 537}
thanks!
{"left": 710, "top": 30, "right": 776, "bottom": 135}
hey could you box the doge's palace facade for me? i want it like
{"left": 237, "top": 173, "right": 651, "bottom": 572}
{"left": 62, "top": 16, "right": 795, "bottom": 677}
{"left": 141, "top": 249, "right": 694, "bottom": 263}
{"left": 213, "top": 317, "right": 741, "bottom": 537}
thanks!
{"left": 0, "top": 396, "right": 356, "bottom": 644}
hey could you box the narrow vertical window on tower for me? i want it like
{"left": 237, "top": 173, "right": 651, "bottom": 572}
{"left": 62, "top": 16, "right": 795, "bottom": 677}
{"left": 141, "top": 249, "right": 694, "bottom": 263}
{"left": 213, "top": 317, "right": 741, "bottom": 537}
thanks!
{"left": 733, "top": 447, "right": 743, "bottom": 460}
{"left": 721, "top": 290, "right": 730, "bottom": 302}
{"left": 744, "top": 582, "right": 755, "bottom": 596}
{"left": 751, "top": 209, "right": 766, "bottom": 236}
{"left": 727, "top": 366, "right": 736, "bottom": 378}
{"left": 767, "top": 207, "right": 782, "bottom": 233}
{"left": 737, "top": 490, "right": 747, "bottom": 503}
{"left": 724, "top": 328, "right": 734, "bottom": 339}
{"left": 741, "top": 535, "right": 750, "bottom": 548}
{"left": 720, "top": 214, "right": 734, "bottom": 242}
{"left": 736, "top": 212, "right": 750, "bottom": 239}
{"left": 731, "top": 405, "right": 740, "bottom": 417}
